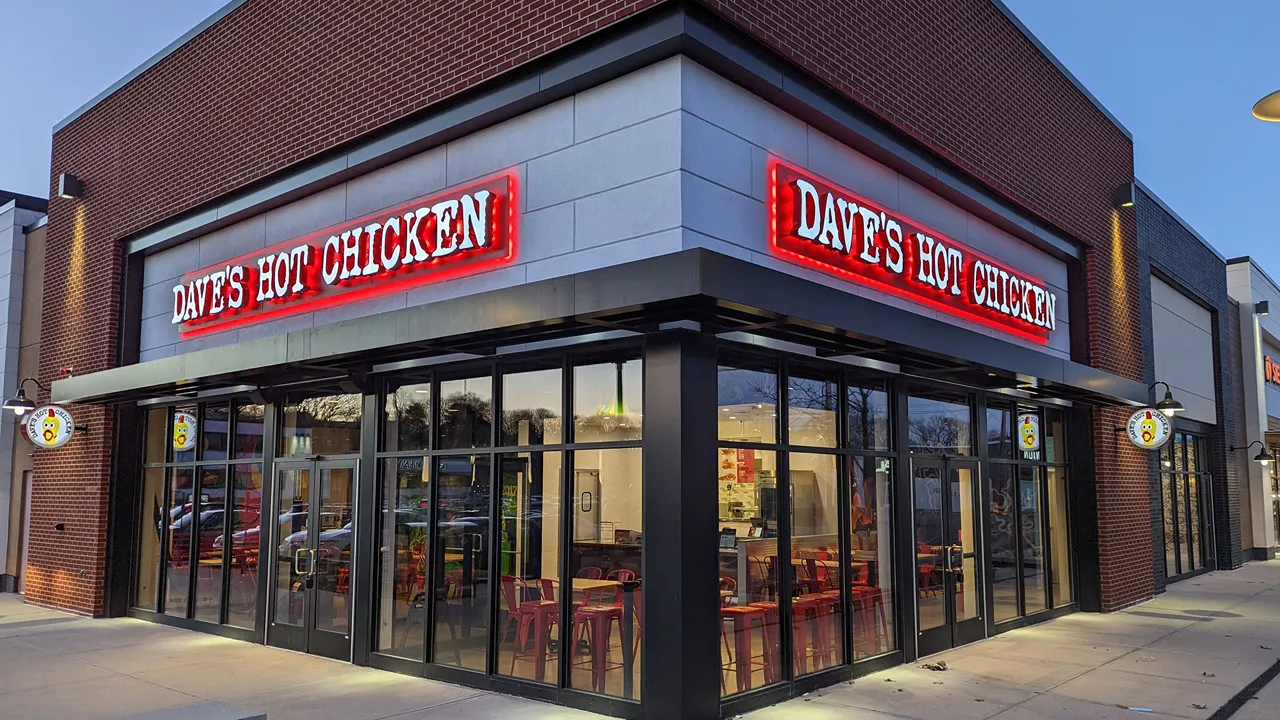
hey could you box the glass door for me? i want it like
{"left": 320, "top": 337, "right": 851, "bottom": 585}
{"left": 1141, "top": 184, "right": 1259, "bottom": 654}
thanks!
{"left": 268, "top": 459, "right": 357, "bottom": 660}
{"left": 913, "top": 458, "right": 984, "bottom": 656}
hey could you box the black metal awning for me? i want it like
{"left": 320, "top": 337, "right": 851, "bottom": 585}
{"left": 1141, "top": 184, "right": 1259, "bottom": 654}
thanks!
{"left": 53, "top": 250, "right": 1147, "bottom": 407}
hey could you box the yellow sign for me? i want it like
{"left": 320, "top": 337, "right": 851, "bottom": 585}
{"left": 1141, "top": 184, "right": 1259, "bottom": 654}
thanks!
{"left": 173, "top": 411, "right": 197, "bottom": 451}
{"left": 1018, "top": 413, "right": 1041, "bottom": 452}
{"left": 23, "top": 405, "right": 75, "bottom": 449}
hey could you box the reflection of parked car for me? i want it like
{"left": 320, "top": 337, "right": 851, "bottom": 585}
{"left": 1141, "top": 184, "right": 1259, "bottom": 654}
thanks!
{"left": 168, "top": 510, "right": 223, "bottom": 563}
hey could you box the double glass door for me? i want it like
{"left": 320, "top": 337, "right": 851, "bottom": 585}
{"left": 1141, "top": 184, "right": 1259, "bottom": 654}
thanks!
{"left": 269, "top": 460, "right": 357, "bottom": 660}
{"left": 912, "top": 458, "right": 983, "bottom": 656}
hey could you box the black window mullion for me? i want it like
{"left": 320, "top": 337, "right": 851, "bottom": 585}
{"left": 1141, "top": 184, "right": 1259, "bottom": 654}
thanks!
{"left": 486, "top": 364, "right": 501, "bottom": 676}
{"left": 835, "top": 372, "right": 853, "bottom": 666}
{"left": 558, "top": 353, "right": 573, "bottom": 690}
{"left": 777, "top": 360, "right": 794, "bottom": 682}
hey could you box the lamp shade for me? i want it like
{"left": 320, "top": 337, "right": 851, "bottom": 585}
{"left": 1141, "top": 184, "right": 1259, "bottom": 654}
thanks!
{"left": 1, "top": 388, "right": 36, "bottom": 416}
{"left": 1253, "top": 89, "right": 1280, "bottom": 122}
{"left": 1256, "top": 446, "right": 1276, "bottom": 466}
{"left": 1155, "top": 388, "right": 1185, "bottom": 416}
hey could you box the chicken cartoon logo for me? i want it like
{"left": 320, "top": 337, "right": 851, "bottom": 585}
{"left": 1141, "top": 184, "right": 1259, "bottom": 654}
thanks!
{"left": 23, "top": 405, "right": 75, "bottom": 449}
{"left": 40, "top": 409, "right": 61, "bottom": 446}
{"left": 1138, "top": 412, "right": 1158, "bottom": 445}
{"left": 172, "top": 412, "right": 197, "bottom": 451}
{"left": 1019, "top": 414, "right": 1040, "bottom": 451}
{"left": 1126, "top": 407, "right": 1171, "bottom": 450}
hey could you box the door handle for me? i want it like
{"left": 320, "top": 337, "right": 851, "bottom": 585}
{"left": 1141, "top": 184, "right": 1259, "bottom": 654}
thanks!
{"left": 308, "top": 548, "right": 318, "bottom": 577}
{"left": 294, "top": 548, "right": 309, "bottom": 575}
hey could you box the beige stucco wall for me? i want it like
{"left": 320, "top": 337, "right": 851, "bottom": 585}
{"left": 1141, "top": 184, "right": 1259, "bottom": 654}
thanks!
{"left": 6, "top": 222, "right": 44, "bottom": 580}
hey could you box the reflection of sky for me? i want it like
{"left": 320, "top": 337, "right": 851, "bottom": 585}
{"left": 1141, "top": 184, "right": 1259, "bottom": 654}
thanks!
{"left": 717, "top": 367, "right": 776, "bottom": 407}
{"left": 503, "top": 368, "right": 561, "bottom": 416}
{"left": 573, "top": 360, "right": 641, "bottom": 416}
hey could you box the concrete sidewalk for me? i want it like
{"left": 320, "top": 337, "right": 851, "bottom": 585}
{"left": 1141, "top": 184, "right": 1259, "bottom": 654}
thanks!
{"left": 2, "top": 562, "right": 1279, "bottom": 719}
{"left": 749, "top": 560, "right": 1280, "bottom": 720}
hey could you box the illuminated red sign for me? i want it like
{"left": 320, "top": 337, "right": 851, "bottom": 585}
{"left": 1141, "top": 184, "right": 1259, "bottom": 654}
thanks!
{"left": 768, "top": 161, "right": 1057, "bottom": 344}
{"left": 1266, "top": 355, "right": 1280, "bottom": 385}
{"left": 171, "top": 173, "right": 516, "bottom": 337}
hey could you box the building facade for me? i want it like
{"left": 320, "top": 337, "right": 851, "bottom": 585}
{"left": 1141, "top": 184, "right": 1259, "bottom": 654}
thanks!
{"left": 12, "top": 1, "right": 1229, "bottom": 718}
{"left": 1227, "top": 257, "right": 1280, "bottom": 560}
{"left": 0, "top": 192, "right": 46, "bottom": 593}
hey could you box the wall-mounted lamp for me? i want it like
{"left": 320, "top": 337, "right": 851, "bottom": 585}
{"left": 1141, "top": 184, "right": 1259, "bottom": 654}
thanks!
{"left": 1230, "top": 440, "right": 1275, "bottom": 466}
{"left": 1256, "top": 301, "right": 1270, "bottom": 316}
{"left": 57, "top": 173, "right": 84, "bottom": 200}
{"left": 1, "top": 377, "right": 47, "bottom": 417}
{"left": 1113, "top": 183, "right": 1137, "bottom": 209}
{"left": 1149, "top": 381, "right": 1185, "bottom": 417}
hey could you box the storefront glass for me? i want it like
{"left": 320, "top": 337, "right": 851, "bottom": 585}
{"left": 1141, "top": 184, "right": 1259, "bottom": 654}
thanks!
{"left": 135, "top": 402, "right": 267, "bottom": 630}
{"left": 1161, "top": 432, "right": 1209, "bottom": 579}
{"left": 849, "top": 454, "right": 895, "bottom": 659}
{"left": 369, "top": 350, "right": 643, "bottom": 700}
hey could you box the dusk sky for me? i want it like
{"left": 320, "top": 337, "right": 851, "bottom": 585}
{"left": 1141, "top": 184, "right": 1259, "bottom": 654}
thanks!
{"left": 1, "top": 1, "right": 1276, "bottom": 270}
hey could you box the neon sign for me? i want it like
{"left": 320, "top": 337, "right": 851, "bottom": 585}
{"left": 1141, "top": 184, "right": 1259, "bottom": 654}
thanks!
{"left": 768, "top": 161, "right": 1057, "bottom": 344}
{"left": 171, "top": 172, "right": 516, "bottom": 337}
{"left": 1266, "top": 355, "right": 1280, "bottom": 386}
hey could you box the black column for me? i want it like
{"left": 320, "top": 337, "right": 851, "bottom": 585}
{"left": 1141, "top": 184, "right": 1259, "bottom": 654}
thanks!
{"left": 641, "top": 330, "right": 719, "bottom": 720}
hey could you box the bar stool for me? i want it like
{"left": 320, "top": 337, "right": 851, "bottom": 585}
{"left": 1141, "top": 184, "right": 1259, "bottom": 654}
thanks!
{"left": 851, "top": 585, "right": 888, "bottom": 657}
{"left": 721, "top": 604, "right": 770, "bottom": 693}
{"left": 792, "top": 593, "right": 835, "bottom": 673}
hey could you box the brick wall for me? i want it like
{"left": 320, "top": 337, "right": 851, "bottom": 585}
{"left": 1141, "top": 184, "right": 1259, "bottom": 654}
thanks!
{"left": 37, "top": 0, "right": 1141, "bottom": 614}
{"left": 1136, "top": 187, "right": 1242, "bottom": 586}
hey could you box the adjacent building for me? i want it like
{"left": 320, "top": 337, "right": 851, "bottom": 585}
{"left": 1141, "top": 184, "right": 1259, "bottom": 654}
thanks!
{"left": 3, "top": 1, "right": 1273, "bottom": 718}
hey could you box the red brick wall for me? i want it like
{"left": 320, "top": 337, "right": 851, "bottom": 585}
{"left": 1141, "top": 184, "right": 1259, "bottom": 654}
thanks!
{"left": 37, "top": 0, "right": 1145, "bottom": 615}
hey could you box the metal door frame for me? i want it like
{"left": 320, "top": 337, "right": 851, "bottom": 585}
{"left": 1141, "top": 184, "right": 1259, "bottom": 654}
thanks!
{"left": 266, "top": 457, "right": 359, "bottom": 660}
{"left": 913, "top": 456, "right": 984, "bottom": 657}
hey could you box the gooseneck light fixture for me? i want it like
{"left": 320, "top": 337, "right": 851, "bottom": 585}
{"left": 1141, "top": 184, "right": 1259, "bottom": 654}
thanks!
{"left": 1230, "top": 440, "right": 1276, "bottom": 466}
{"left": 1149, "top": 381, "right": 1185, "bottom": 417}
{"left": 2, "top": 377, "right": 48, "bottom": 417}
{"left": 1253, "top": 89, "right": 1280, "bottom": 122}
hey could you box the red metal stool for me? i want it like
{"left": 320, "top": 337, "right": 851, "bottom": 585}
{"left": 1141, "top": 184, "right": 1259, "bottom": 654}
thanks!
{"left": 721, "top": 605, "right": 771, "bottom": 693}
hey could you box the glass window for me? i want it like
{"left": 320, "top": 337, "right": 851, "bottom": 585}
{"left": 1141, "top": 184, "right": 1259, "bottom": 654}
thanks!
{"left": 233, "top": 403, "right": 265, "bottom": 459}
{"left": 201, "top": 404, "right": 230, "bottom": 461}
{"left": 850, "top": 455, "right": 895, "bottom": 659}
{"left": 385, "top": 381, "right": 431, "bottom": 453}
{"left": 788, "top": 453, "right": 844, "bottom": 676}
{"left": 377, "top": 457, "right": 430, "bottom": 660}
{"left": 193, "top": 466, "right": 228, "bottom": 623}
{"left": 1047, "top": 468, "right": 1073, "bottom": 606}
{"left": 788, "top": 374, "right": 837, "bottom": 448}
{"left": 1044, "top": 408, "right": 1065, "bottom": 463}
{"left": 573, "top": 359, "right": 642, "bottom": 443}
{"left": 173, "top": 406, "right": 197, "bottom": 464}
{"left": 569, "top": 447, "right": 642, "bottom": 698}
{"left": 226, "top": 464, "right": 263, "bottom": 629}
{"left": 1186, "top": 435, "right": 1199, "bottom": 473}
{"left": 1162, "top": 473, "right": 1177, "bottom": 578}
{"left": 433, "top": 455, "right": 492, "bottom": 671}
{"left": 907, "top": 390, "right": 972, "bottom": 455}
{"left": 847, "top": 380, "right": 891, "bottom": 451}
{"left": 145, "top": 408, "right": 167, "bottom": 464}
{"left": 989, "top": 464, "right": 1018, "bottom": 623}
{"left": 281, "top": 393, "right": 362, "bottom": 456}
{"left": 497, "top": 451, "right": 563, "bottom": 683}
{"left": 135, "top": 467, "right": 165, "bottom": 610}
{"left": 438, "top": 377, "right": 493, "bottom": 450}
{"left": 501, "top": 368, "right": 563, "bottom": 447}
{"left": 1173, "top": 434, "right": 1185, "bottom": 472}
{"left": 717, "top": 448, "right": 780, "bottom": 697}
{"left": 1188, "top": 473, "right": 1202, "bottom": 571}
{"left": 986, "top": 405, "right": 1012, "bottom": 459}
{"left": 1020, "top": 466, "right": 1046, "bottom": 613}
{"left": 165, "top": 467, "right": 195, "bottom": 617}
{"left": 718, "top": 363, "right": 777, "bottom": 444}
{"left": 1016, "top": 407, "right": 1043, "bottom": 462}
{"left": 1176, "top": 474, "right": 1191, "bottom": 573}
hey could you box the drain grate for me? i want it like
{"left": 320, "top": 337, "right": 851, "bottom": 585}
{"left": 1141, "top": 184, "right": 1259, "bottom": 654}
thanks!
{"left": 1207, "top": 658, "right": 1280, "bottom": 720}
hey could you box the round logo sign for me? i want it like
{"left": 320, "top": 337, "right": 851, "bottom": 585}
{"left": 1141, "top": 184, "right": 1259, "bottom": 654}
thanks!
{"left": 1017, "top": 412, "right": 1041, "bottom": 452}
{"left": 172, "top": 411, "right": 197, "bottom": 451}
{"left": 1126, "top": 408, "right": 1173, "bottom": 450}
{"left": 23, "top": 405, "right": 76, "bottom": 449}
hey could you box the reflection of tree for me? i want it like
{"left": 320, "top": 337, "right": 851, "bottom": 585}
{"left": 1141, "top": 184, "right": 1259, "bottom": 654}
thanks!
{"left": 386, "top": 390, "right": 430, "bottom": 445}
{"left": 440, "top": 391, "right": 492, "bottom": 445}
{"left": 502, "top": 407, "right": 561, "bottom": 443}
{"left": 908, "top": 415, "right": 962, "bottom": 451}
{"left": 849, "top": 386, "right": 887, "bottom": 449}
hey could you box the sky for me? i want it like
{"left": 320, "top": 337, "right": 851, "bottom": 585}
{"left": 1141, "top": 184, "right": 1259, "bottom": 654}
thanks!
{"left": 1, "top": 1, "right": 1278, "bottom": 270}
